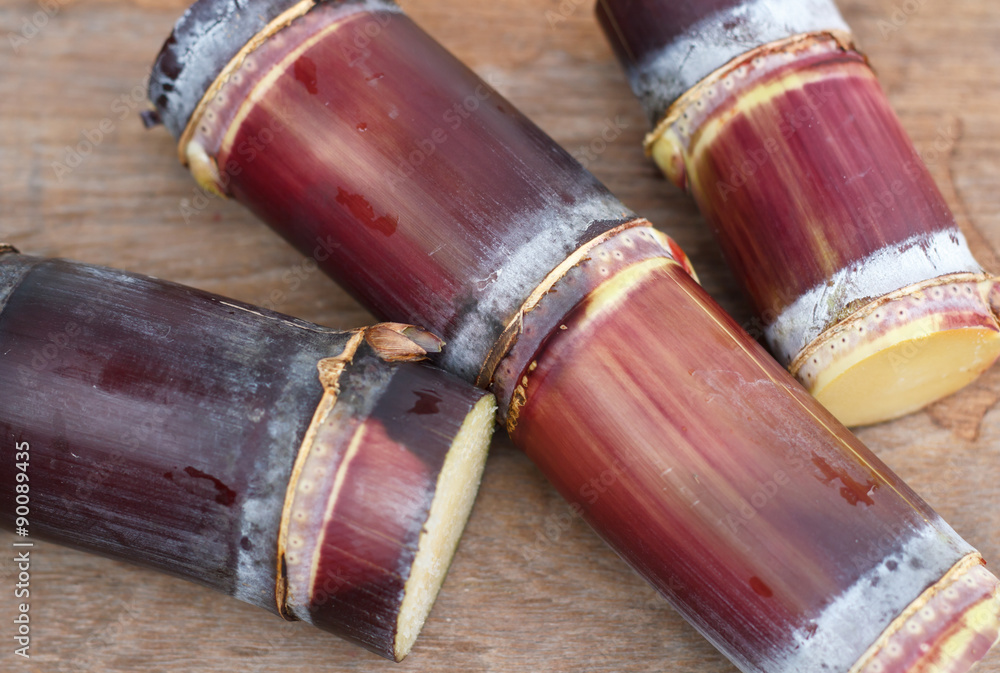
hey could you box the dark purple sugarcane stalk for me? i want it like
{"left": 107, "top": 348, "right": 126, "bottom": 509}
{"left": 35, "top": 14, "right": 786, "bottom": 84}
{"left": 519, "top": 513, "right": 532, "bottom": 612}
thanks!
{"left": 0, "top": 248, "right": 495, "bottom": 661}
{"left": 146, "top": 2, "right": 1000, "bottom": 671}
{"left": 596, "top": 0, "right": 1000, "bottom": 427}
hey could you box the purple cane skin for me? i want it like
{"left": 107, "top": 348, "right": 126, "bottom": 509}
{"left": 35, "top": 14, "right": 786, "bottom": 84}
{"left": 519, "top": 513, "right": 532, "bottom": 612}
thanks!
{"left": 0, "top": 250, "right": 493, "bottom": 661}
{"left": 657, "top": 45, "right": 958, "bottom": 328}
{"left": 162, "top": 0, "right": 632, "bottom": 383}
{"left": 597, "top": 0, "right": 1000, "bottom": 426}
{"left": 511, "top": 256, "right": 1000, "bottom": 673}
{"left": 147, "top": 1, "right": 1000, "bottom": 671}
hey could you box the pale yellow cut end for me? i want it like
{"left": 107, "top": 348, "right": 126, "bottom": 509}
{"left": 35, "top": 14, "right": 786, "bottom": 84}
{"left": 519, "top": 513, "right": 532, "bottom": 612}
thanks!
{"left": 392, "top": 394, "right": 496, "bottom": 661}
{"left": 812, "top": 325, "right": 1000, "bottom": 428}
{"left": 792, "top": 277, "right": 1000, "bottom": 427}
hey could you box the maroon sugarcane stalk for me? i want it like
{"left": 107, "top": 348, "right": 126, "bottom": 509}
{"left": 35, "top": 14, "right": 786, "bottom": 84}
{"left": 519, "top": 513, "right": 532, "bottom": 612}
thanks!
{"left": 0, "top": 247, "right": 495, "bottom": 661}
{"left": 595, "top": 0, "right": 1000, "bottom": 427}
{"left": 147, "top": 2, "right": 1000, "bottom": 671}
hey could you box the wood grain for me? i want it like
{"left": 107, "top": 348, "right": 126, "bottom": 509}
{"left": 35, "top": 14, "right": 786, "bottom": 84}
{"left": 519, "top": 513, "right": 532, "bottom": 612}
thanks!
{"left": 1, "top": 0, "right": 999, "bottom": 671}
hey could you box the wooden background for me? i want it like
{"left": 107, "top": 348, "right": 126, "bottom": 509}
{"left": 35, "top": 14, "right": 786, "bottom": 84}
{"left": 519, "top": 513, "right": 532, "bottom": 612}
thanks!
{"left": 1, "top": 0, "right": 999, "bottom": 671}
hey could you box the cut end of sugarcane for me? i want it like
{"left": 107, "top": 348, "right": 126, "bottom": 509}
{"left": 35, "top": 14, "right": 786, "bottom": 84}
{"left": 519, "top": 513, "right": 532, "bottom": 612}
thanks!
{"left": 792, "top": 276, "right": 1000, "bottom": 427}
{"left": 812, "top": 327, "right": 1000, "bottom": 428}
{"left": 393, "top": 393, "right": 496, "bottom": 661}
{"left": 852, "top": 555, "right": 1000, "bottom": 673}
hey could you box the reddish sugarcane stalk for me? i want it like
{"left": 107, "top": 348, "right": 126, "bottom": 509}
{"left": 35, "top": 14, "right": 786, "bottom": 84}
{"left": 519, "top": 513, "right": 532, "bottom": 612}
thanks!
{"left": 147, "top": 1, "right": 1000, "bottom": 671}
{"left": 595, "top": 0, "right": 1000, "bottom": 427}
{"left": 0, "top": 247, "right": 495, "bottom": 661}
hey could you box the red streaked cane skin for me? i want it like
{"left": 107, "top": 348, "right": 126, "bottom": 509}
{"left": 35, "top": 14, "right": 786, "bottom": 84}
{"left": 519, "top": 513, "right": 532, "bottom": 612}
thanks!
{"left": 185, "top": 4, "right": 631, "bottom": 382}
{"left": 0, "top": 252, "right": 494, "bottom": 661}
{"left": 150, "top": 2, "right": 1000, "bottom": 670}
{"left": 649, "top": 37, "right": 970, "bottom": 334}
{"left": 509, "top": 255, "right": 1000, "bottom": 672}
{"left": 596, "top": 0, "right": 1000, "bottom": 426}
{"left": 642, "top": 33, "right": 1000, "bottom": 425}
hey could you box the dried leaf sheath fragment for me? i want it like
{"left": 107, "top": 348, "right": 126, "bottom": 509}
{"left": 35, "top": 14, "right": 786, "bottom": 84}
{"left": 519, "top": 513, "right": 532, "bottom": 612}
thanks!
{"left": 0, "top": 252, "right": 494, "bottom": 661}
{"left": 597, "top": 0, "right": 1000, "bottom": 426}
{"left": 365, "top": 323, "right": 446, "bottom": 362}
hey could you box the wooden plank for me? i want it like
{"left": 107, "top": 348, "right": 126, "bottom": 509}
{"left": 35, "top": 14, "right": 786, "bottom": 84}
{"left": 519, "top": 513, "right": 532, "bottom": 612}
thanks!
{"left": 0, "top": 0, "right": 998, "bottom": 670}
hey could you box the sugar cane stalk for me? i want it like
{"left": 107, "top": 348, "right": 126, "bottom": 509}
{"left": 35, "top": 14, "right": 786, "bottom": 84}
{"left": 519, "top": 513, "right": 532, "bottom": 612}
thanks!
{"left": 0, "top": 247, "right": 495, "bottom": 661}
{"left": 596, "top": 0, "right": 1000, "bottom": 426}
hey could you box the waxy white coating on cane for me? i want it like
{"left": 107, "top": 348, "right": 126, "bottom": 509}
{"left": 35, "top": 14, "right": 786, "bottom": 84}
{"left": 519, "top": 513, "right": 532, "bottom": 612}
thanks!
{"left": 627, "top": 0, "right": 849, "bottom": 124}
{"left": 765, "top": 230, "right": 983, "bottom": 365}
{"left": 762, "top": 521, "right": 972, "bottom": 673}
{"left": 442, "top": 190, "right": 634, "bottom": 381}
